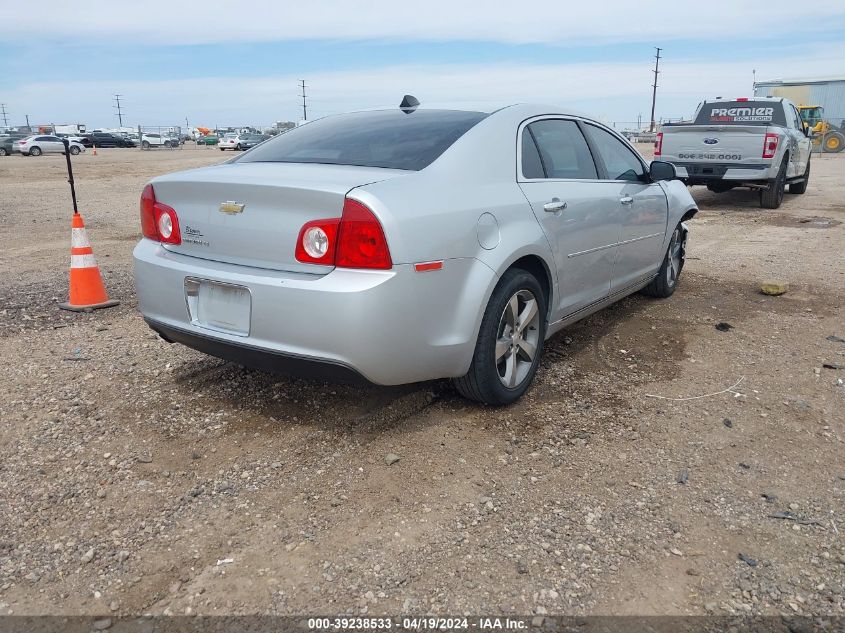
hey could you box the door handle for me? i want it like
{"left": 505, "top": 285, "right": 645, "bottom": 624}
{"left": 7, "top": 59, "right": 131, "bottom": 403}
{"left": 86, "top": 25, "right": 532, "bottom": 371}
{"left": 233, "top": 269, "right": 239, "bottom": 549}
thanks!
{"left": 543, "top": 198, "right": 567, "bottom": 213}
{"left": 619, "top": 196, "right": 634, "bottom": 205}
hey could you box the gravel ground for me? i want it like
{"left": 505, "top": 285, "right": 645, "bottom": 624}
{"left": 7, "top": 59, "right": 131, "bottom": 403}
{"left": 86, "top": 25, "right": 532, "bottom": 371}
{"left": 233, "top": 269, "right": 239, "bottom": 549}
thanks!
{"left": 0, "top": 146, "right": 843, "bottom": 618}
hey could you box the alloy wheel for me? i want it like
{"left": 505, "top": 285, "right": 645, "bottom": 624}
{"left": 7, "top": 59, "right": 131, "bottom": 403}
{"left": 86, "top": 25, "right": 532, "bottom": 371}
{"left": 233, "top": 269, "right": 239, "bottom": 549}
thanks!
{"left": 495, "top": 290, "right": 541, "bottom": 388}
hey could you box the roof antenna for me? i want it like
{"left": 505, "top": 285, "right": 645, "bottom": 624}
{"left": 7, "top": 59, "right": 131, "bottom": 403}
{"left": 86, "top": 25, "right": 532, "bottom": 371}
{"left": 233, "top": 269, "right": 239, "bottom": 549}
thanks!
{"left": 400, "top": 95, "right": 420, "bottom": 114}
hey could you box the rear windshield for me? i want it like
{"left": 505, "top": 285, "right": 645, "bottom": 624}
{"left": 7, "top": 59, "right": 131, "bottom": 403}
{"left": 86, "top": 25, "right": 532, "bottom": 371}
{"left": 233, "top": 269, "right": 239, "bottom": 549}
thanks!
{"left": 694, "top": 101, "right": 786, "bottom": 126}
{"left": 237, "top": 109, "right": 489, "bottom": 171}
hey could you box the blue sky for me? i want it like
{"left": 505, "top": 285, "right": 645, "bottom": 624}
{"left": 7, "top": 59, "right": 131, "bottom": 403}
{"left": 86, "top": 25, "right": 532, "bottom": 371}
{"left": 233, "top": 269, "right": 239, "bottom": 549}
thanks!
{"left": 2, "top": 0, "right": 844, "bottom": 129}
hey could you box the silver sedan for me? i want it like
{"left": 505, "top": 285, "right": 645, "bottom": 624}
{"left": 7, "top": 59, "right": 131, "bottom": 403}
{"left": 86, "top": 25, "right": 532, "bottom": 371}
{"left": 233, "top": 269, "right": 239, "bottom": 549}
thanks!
{"left": 134, "top": 100, "right": 697, "bottom": 405}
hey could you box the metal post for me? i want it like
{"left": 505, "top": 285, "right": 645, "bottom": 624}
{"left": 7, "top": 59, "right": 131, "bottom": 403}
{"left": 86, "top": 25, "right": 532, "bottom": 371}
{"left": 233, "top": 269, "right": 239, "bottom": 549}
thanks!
{"left": 62, "top": 140, "right": 79, "bottom": 215}
{"left": 649, "top": 47, "right": 662, "bottom": 133}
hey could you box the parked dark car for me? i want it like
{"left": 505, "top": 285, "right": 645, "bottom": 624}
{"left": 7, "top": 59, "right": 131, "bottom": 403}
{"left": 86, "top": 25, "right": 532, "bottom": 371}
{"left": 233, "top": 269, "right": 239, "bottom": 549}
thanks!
{"left": 0, "top": 134, "right": 27, "bottom": 156}
{"left": 235, "top": 133, "right": 266, "bottom": 150}
{"left": 89, "top": 132, "right": 136, "bottom": 148}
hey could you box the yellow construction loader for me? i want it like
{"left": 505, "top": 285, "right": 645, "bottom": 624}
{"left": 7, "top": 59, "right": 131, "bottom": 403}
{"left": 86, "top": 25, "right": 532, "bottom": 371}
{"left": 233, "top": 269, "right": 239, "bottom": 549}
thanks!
{"left": 797, "top": 105, "right": 845, "bottom": 153}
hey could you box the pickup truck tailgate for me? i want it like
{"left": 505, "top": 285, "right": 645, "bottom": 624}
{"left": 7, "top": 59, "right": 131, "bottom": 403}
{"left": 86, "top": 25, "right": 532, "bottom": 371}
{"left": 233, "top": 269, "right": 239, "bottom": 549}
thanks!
{"left": 660, "top": 124, "right": 768, "bottom": 164}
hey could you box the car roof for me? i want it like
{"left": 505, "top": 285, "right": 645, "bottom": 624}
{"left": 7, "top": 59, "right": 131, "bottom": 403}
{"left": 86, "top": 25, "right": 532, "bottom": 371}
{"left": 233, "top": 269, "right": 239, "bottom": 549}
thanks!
{"left": 310, "top": 102, "right": 597, "bottom": 124}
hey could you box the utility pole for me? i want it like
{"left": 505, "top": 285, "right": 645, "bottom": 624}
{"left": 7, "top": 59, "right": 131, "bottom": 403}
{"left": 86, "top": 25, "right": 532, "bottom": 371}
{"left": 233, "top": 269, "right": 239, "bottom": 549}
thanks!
{"left": 25, "top": 114, "right": 30, "bottom": 129}
{"left": 113, "top": 94, "right": 125, "bottom": 127}
{"left": 649, "top": 47, "right": 662, "bottom": 133}
{"left": 300, "top": 79, "right": 307, "bottom": 121}
{"left": 0, "top": 104, "right": 8, "bottom": 127}
{"left": 752, "top": 69, "right": 756, "bottom": 95}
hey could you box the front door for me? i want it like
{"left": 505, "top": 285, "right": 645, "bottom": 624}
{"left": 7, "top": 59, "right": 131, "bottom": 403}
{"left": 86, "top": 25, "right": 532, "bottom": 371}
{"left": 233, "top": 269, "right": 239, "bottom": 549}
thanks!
{"left": 517, "top": 118, "right": 621, "bottom": 319}
{"left": 580, "top": 123, "right": 669, "bottom": 291}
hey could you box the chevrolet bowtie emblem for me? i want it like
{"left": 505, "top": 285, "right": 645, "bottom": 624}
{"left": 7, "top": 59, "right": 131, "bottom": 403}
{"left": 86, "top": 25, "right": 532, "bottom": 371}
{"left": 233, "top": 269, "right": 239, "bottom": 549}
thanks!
{"left": 219, "top": 201, "right": 245, "bottom": 214}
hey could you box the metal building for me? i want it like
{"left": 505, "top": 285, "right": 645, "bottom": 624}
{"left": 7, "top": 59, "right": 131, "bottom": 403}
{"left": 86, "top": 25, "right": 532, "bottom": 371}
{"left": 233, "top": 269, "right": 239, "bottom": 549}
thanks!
{"left": 754, "top": 77, "right": 845, "bottom": 126}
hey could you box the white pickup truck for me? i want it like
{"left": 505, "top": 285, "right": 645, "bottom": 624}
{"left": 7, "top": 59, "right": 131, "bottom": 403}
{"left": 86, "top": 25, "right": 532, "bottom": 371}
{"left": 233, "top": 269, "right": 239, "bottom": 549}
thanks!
{"left": 656, "top": 97, "right": 812, "bottom": 208}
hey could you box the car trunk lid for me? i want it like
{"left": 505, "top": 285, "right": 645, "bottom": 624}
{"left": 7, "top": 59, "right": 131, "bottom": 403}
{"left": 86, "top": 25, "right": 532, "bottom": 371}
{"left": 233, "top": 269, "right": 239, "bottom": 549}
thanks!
{"left": 150, "top": 162, "right": 407, "bottom": 274}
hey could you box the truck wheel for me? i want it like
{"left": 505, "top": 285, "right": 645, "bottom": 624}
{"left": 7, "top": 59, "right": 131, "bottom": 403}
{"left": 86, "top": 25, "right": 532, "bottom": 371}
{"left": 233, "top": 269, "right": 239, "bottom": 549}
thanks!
{"left": 824, "top": 132, "right": 844, "bottom": 153}
{"left": 642, "top": 224, "right": 686, "bottom": 299}
{"left": 453, "top": 268, "right": 546, "bottom": 406}
{"left": 760, "top": 156, "right": 787, "bottom": 209}
{"left": 789, "top": 159, "right": 810, "bottom": 194}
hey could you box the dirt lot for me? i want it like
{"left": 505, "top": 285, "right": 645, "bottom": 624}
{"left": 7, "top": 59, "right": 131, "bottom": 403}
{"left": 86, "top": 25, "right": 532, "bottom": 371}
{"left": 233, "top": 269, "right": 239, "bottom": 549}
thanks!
{"left": 0, "top": 145, "right": 843, "bottom": 619}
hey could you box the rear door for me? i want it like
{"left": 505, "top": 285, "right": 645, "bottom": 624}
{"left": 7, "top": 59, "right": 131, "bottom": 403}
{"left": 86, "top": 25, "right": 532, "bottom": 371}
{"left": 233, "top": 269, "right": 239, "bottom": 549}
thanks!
{"left": 581, "top": 123, "right": 668, "bottom": 291}
{"left": 517, "top": 118, "right": 620, "bottom": 318}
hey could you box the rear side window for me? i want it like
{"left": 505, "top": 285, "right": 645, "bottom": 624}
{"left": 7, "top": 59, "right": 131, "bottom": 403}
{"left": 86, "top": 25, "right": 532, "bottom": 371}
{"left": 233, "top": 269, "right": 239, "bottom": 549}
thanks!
{"left": 694, "top": 101, "right": 787, "bottom": 126}
{"left": 238, "top": 109, "right": 489, "bottom": 171}
{"left": 525, "top": 119, "right": 597, "bottom": 179}
{"left": 582, "top": 124, "right": 645, "bottom": 182}
{"left": 521, "top": 129, "right": 545, "bottom": 179}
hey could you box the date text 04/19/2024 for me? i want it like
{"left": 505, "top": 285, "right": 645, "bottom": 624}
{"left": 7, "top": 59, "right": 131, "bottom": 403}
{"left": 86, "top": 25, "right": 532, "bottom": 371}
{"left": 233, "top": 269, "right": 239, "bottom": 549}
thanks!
{"left": 307, "top": 617, "right": 532, "bottom": 630}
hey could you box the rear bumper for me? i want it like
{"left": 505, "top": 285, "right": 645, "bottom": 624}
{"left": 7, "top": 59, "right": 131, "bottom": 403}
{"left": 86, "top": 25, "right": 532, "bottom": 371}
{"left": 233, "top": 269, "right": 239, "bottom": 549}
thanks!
{"left": 672, "top": 162, "right": 773, "bottom": 183}
{"left": 133, "top": 239, "right": 497, "bottom": 385}
{"left": 146, "top": 318, "right": 369, "bottom": 384}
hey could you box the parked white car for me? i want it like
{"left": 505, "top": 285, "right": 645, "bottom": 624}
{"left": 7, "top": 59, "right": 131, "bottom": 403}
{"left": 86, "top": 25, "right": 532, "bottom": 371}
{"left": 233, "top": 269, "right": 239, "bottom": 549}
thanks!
{"left": 219, "top": 133, "right": 240, "bottom": 151}
{"left": 17, "top": 135, "right": 85, "bottom": 156}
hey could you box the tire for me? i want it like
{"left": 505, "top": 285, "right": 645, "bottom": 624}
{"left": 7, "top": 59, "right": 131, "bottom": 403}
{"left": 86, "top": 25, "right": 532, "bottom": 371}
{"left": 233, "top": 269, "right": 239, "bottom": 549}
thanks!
{"left": 142, "top": 140, "right": 150, "bottom": 150}
{"left": 453, "top": 268, "right": 547, "bottom": 406}
{"left": 642, "top": 224, "right": 686, "bottom": 299}
{"left": 823, "top": 131, "right": 845, "bottom": 153}
{"left": 789, "top": 158, "right": 810, "bottom": 194}
{"left": 760, "top": 156, "right": 787, "bottom": 209}
{"left": 29, "top": 146, "right": 42, "bottom": 156}
{"left": 69, "top": 145, "right": 81, "bottom": 155}
{"left": 220, "top": 147, "right": 225, "bottom": 151}
{"left": 0, "top": 148, "right": 7, "bottom": 156}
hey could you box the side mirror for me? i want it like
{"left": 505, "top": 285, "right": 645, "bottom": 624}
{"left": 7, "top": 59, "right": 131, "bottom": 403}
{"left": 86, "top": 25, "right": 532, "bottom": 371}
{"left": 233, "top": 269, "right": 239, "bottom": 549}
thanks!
{"left": 649, "top": 160, "right": 676, "bottom": 181}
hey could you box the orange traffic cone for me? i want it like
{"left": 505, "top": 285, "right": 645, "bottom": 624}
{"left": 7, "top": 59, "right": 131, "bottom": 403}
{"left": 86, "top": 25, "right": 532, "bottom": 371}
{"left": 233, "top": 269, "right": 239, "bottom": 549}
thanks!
{"left": 91, "top": 144, "right": 97, "bottom": 156}
{"left": 59, "top": 213, "right": 119, "bottom": 312}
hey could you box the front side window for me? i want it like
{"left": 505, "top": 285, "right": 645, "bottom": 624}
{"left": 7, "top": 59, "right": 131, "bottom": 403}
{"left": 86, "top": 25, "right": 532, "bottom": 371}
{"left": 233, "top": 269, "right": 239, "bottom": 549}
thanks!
{"left": 524, "top": 119, "right": 597, "bottom": 179}
{"left": 583, "top": 124, "right": 645, "bottom": 182}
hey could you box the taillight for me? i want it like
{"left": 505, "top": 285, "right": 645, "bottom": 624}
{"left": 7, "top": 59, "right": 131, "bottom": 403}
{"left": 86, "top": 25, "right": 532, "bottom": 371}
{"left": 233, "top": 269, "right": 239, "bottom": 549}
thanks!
{"left": 654, "top": 132, "right": 663, "bottom": 157}
{"left": 140, "top": 184, "right": 157, "bottom": 239}
{"left": 139, "top": 183, "right": 181, "bottom": 244}
{"left": 336, "top": 198, "right": 392, "bottom": 269}
{"left": 762, "top": 133, "right": 779, "bottom": 159}
{"left": 294, "top": 198, "right": 392, "bottom": 270}
{"left": 736, "top": 97, "right": 749, "bottom": 102}
{"left": 295, "top": 218, "right": 340, "bottom": 265}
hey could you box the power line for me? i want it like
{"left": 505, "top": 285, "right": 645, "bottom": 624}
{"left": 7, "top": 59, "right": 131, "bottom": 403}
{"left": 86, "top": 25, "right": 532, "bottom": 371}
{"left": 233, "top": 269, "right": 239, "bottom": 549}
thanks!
{"left": 113, "top": 94, "right": 125, "bottom": 127}
{"left": 300, "top": 80, "right": 307, "bottom": 121}
{"left": 649, "top": 47, "right": 662, "bottom": 133}
{"left": 0, "top": 104, "right": 8, "bottom": 127}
